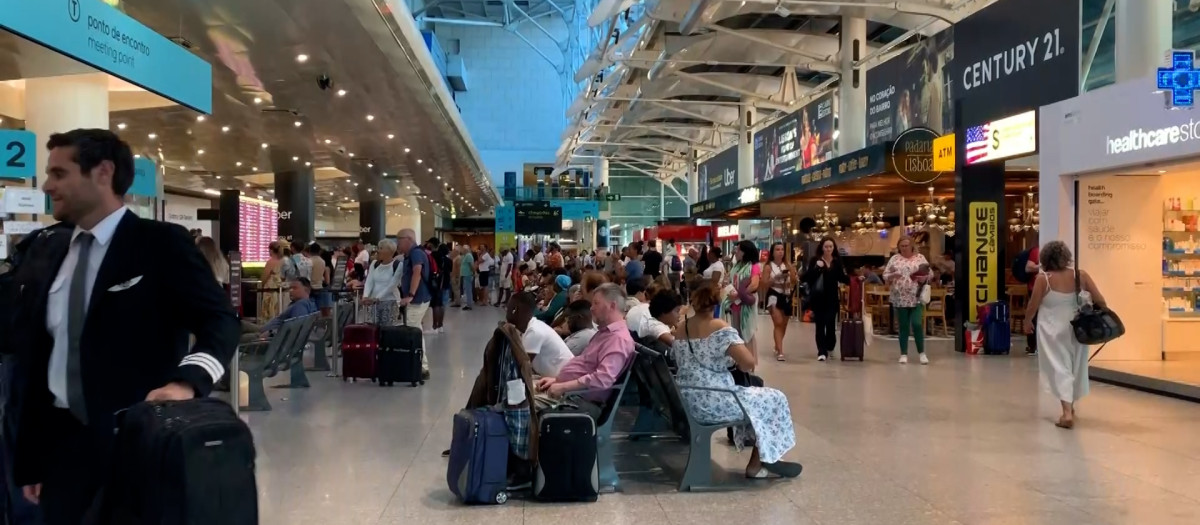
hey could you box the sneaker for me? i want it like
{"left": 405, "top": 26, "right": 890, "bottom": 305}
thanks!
{"left": 899, "top": 355, "right": 908, "bottom": 364}
{"left": 437, "top": 327, "right": 445, "bottom": 334}
{"left": 817, "top": 355, "right": 827, "bottom": 362}
{"left": 919, "top": 353, "right": 929, "bottom": 365}
{"left": 463, "top": 306, "right": 472, "bottom": 311}
{"left": 1025, "top": 348, "right": 1037, "bottom": 356}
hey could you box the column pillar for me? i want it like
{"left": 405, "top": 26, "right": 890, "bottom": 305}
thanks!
{"left": 1115, "top": 0, "right": 1172, "bottom": 82}
{"left": 358, "top": 197, "right": 386, "bottom": 244}
{"left": 24, "top": 74, "right": 109, "bottom": 198}
{"left": 218, "top": 189, "right": 241, "bottom": 254}
{"left": 593, "top": 157, "right": 610, "bottom": 189}
{"left": 274, "top": 169, "right": 315, "bottom": 244}
{"left": 686, "top": 149, "right": 699, "bottom": 204}
{"left": 738, "top": 103, "right": 755, "bottom": 188}
{"left": 838, "top": 16, "right": 867, "bottom": 153}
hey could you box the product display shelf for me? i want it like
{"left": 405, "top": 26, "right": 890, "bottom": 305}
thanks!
{"left": 1162, "top": 204, "right": 1200, "bottom": 356}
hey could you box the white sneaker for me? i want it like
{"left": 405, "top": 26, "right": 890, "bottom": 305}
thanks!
{"left": 437, "top": 327, "right": 445, "bottom": 334}
{"left": 817, "top": 355, "right": 827, "bottom": 362}
{"left": 899, "top": 355, "right": 908, "bottom": 364}
{"left": 919, "top": 353, "right": 929, "bottom": 365}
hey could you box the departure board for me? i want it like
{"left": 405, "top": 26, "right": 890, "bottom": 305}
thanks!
{"left": 238, "top": 197, "right": 278, "bottom": 263}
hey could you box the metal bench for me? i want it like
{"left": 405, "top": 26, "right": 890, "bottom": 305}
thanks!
{"left": 590, "top": 359, "right": 635, "bottom": 493}
{"left": 307, "top": 303, "right": 354, "bottom": 372}
{"left": 237, "top": 313, "right": 318, "bottom": 411}
{"left": 629, "top": 344, "right": 751, "bottom": 492}
{"left": 274, "top": 313, "right": 319, "bottom": 389}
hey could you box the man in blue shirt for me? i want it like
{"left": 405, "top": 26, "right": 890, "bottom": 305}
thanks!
{"left": 243, "top": 278, "right": 317, "bottom": 341}
{"left": 397, "top": 228, "right": 432, "bottom": 378}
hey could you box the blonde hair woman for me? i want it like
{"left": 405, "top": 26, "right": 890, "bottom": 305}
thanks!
{"left": 883, "top": 236, "right": 931, "bottom": 364}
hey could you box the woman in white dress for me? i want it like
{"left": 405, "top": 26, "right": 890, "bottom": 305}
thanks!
{"left": 672, "top": 279, "right": 802, "bottom": 479}
{"left": 1023, "top": 241, "right": 1107, "bottom": 429}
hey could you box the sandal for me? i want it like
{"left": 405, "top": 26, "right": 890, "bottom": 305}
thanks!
{"left": 745, "top": 468, "right": 769, "bottom": 479}
{"left": 1055, "top": 417, "right": 1075, "bottom": 429}
{"left": 775, "top": 352, "right": 786, "bottom": 362}
{"left": 762, "top": 461, "right": 803, "bottom": 478}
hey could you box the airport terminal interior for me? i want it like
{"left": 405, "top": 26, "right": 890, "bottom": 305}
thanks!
{"left": 3, "top": 0, "right": 1200, "bottom": 523}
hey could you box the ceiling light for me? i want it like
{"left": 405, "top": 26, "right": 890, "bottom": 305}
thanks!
{"left": 382, "top": 172, "right": 388, "bottom": 176}
{"left": 349, "top": 153, "right": 355, "bottom": 158}
{"left": 236, "top": 161, "right": 243, "bottom": 167}
{"left": 133, "top": 154, "right": 141, "bottom": 159}
{"left": 222, "top": 126, "right": 231, "bottom": 133}
{"left": 197, "top": 149, "right": 206, "bottom": 156}
{"left": 292, "top": 156, "right": 300, "bottom": 161}
{"left": 427, "top": 168, "right": 433, "bottom": 172}
{"left": 337, "top": 89, "right": 347, "bottom": 97}
{"left": 261, "top": 143, "right": 268, "bottom": 149}
{"left": 180, "top": 165, "right": 186, "bottom": 170}
{"left": 252, "top": 167, "right": 259, "bottom": 171}
{"left": 196, "top": 115, "right": 206, "bottom": 122}
{"left": 436, "top": 176, "right": 441, "bottom": 180}
{"left": 387, "top": 134, "right": 394, "bottom": 139}
{"left": 353, "top": 182, "right": 359, "bottom": 186}
{"left": 215, "top": 175, "right": 222, "bottom": 179}
{"left": 366, "top": 114, "right": 375, "bottom": 121}
{"left": 324, "top": 139, "right": 332, "bottom": 144}
{"left": 367, "top": 163, "right": 374, "bottom": 168}
{"left": 117, "top": 123, "right": 127, "bottom": 130}
{"left": 1159, "top": 170, "right": 1167, "bottom": 174}
{"left": 296, "top": 54, "right": 309, "bottom": 63}
{"left": 245, "top": 182, "right": 251, "bottom": 187}
{"left": 367, "top": 188, "right": 372, "bottom": 192}
{"left": 305, "top": 161, "right": 312, "bottom": 167}
{"left": 148, "top": 133, "right": 157, "bottom": 139}
{"left": 253, "top": 97, "right": 263, "bottom": 104}
{"left": 404, "top": 147, "right": 411, "bottom": 154}
{"left": 204, "top": 189, "right": 221, "bottom": 196}
{"left": 294, "top": 121, "right": 302, "bottom": 127}
{"left": 417, "top": 159, "right": 423, "bottom": 164}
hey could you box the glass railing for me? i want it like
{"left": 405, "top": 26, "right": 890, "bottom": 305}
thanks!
{"left": 502, "top": 186, "right": 604, "bottom": 202}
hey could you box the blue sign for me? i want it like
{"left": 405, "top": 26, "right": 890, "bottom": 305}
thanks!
{"left": 550, "top": 200, "right": 598, "bottom": 220}
{"left": 0, "top": 0, "right": 213, "bottom": 113}
{"left": 0, "top": 130, "right": 36, "bottom": 180}
{"left": 495, "top": 205, "right": 515, "bottom": 232}
{"left": 1158, "top": 50, "right": 1200, "bottom": 107}
{"left": 129, "top": 157, "right": 156, "bottom": 197}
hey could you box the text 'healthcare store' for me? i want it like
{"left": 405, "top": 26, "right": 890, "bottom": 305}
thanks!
{"left": 1040, "top": 75, "right": 1200, "bottom": 398}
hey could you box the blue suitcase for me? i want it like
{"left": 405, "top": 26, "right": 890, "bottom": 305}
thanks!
{"left": 447, "top": 408, "right": 510, "bottom": 505}
{"left": 984, "top": 301, "right": 1011, "bottom": 354}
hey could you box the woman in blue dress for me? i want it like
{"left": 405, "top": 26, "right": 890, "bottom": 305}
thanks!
{"left": 673, "top": 278, "right": 803, "bottom": 479}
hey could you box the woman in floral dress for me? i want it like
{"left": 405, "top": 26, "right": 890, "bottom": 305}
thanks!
{"left": 674, "top": 279, "right": 802, "bottom": 479}
{"left": 883, "top": 236, "right": 931, "bottom": 364}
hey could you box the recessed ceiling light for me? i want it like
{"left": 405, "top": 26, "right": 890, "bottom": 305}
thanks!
{"left": 148, "top": 133, "right": 157, "bottom": 139}
{"left": 261, "top": 143, "right": 268, "bottom": 149}
{"left": 253, "top": 97, "right": 263, "bottom": 104}
{"left": 117, "top": 123, "right": 127, "bottom": 130}
{"left": 382, "top": 172, "right": 388, "bottom": 176}
{"left": 324, "top": 139, "right": 332, "bottom": 144}
{"left": 367, "top": 163, "right": 374, "bottom": 168}
{"left": 417, "top": 159, "right": 423, "bottom": 164}
{"left": 349, "top": 153, "right": 355, "bottom": 157}
{"left": 245, "top": 182, "right": 251, "bottom": 187}
{"left": 222, "top": 126, "right": 231, "bottom": 133}
{"left": 1159, "top": 170, "right": 1167, "bottom": 174}
{"left": 180, "top": 165, "right": 187, "bottom": 170}
{"left": 436, "top": 176, "right": 441, "bottom": 180}
{"left": 366, "top": 115, "right": 375, "bottom": 121}
{"left": 197, "top": 149, "right": 205, "bottom": 155}
{"left": 367, "top": 188, "right": 372, "bottom": 192}
{"left": 215, "top": 175, "right": 222, "bottom": 179}
{"left": 353, "top": 182, "right": 359, "bottom": 186}
{"left": 296, "top": 54, "right": 309, "bottom": 63}
{"left": 329, "top": 192, "right": 334, "bottom": 196}
{"left": 292, "top": 156, "right": 300, "bottom": 161}
{"left": 294, "top": 121, "right": 302, "bottom": 127}
{"left": 134, "top": 154, "right": 141, "bottom": 159}
{"left": 305, "top": 161, "right": 312, "bottom": 167}
{"left": 387, "top": 134, "right": 395, "bottom": 139}
{"left": 427, "top": 168, "right": 433, "bottom": 172}
{"left": 196, "top": 115, "right": 206, "bottom": 122}
{"left": 337, "top": 89, "right": 347, "bottom": 97}
{"left": 404, "top": 147, "right": 411, "bottom": 154}
{"left": 252, "top": 166, "right": 259, "bottom": 171}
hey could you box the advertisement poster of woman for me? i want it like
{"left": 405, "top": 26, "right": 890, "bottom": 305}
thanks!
{"left": 753, "top": 94, "right": 835, "bottom": 184}
{"left": 865, "top": 28, "right": 954, "bottom": 145}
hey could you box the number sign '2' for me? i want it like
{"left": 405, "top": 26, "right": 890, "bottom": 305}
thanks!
{"left": 0, "top": 130, "right": 36, "bottom": 180}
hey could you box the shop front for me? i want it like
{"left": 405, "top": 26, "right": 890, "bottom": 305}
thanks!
{"left": 1041, "top": 75, "right": 1200, "bottom": 397}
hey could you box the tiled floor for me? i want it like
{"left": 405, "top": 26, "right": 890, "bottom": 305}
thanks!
{"left": 247, "top": 306, "right": 1200, "bottom": 525}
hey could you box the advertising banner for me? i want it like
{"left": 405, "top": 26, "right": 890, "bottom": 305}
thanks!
{"left": 967, "top": 202, "right": 998, "bottom": 316}
{"left": 753, "top": 93, "right": 834, "bottom": 184}
{"left": 866, "top": 28, "right": 955, "bottom": 145}
{"left": 951, "top": 0, "right": 1079, "bottom": 123}
{"left": 759, "top": 143, "right": 889, "bottom": 202}
{"left": 697, "top": 146, "right": 737, "bottom": 201}
{"left": 964, "top": 110, "right": 1037, "bottom": 165}
{"left": 495, "top": 205, "right": 516, "bottom": 233}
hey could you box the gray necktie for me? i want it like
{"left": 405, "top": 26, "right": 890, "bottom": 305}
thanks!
{"left": 67, "top": 232, "right": 93, "bottom": 424}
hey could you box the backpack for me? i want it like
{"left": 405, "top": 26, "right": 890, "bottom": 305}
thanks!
{"left": 373, "top": 259, "right": 401, "bottom": 274}
{"left": 1012, "top": 248, "right": 1034, "bottom": 284}
{"left": 0, "top": 229, "right": 51, "bottom": 355}
{"left": 425, "top": 250, "right": 441, "bottom": 283}
{"left": 670, "top": 255, "right": 682, "bottom": 272}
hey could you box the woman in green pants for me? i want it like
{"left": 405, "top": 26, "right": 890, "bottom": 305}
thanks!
{"left": 883, "top": 237, "right": 932, "bottom": 364}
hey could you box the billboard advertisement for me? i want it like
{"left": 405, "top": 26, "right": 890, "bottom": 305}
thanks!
{"left": 866, "top": 28, "right": 954, "bottom": 145}
{"left": 697, "top": 146, "right": 737, "bottom": 201}
{"left": 753, "top": 93, "right": 835, "bottom": 184}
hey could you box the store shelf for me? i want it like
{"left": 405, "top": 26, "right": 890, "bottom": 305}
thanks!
{"left": 1164, "top": 271, "right": 1200, "bottom": 277}
{"left": 1167, "top": 310, "right": 1200, "bottom": 318}
{"left": 1163, "top": 251, "right": 1200, "bottom": 257}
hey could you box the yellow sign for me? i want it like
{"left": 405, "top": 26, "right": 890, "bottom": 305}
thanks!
{"left": 494, "top": 232, "right": 516, "bottom": 252}
{"left": 965, "top": 110, "right": 1037, "bottom": 165}
{"left": 933, "top": 133, "right": 955, "bottom": 172}
{"left": 968, "top": 202, "right": 998, "bottom": 316}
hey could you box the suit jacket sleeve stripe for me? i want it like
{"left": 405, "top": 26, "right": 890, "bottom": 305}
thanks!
{"left": 180, "top": 353, "right": 224, "bottom": 383}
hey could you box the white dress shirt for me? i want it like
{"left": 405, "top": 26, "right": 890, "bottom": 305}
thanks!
{"left": 46, "top": 206, "right": 127, "bottom": 409}
{"left": 521, "top": 318, "right": 573, "bottom": 377}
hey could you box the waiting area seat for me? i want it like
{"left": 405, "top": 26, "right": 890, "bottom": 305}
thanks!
{"left": 238, "top": 313, "right": 319, "bottom": 411}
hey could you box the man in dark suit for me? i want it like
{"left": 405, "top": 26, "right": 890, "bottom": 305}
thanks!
{"left": 7, "top": 129, "right": 239, "bottom": 525}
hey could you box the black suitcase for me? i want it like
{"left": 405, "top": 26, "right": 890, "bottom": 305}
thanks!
{"left": 378, "top": 323, "right": 424, "bottom": 387}
{"left": 534, "top": 406, "right": 599, "bottom": 502}
{"left": 840, "top": 317, "right": 865, "bottom": 361}
{"left": 102, "top": 398, "right": 257, "bottom": 525}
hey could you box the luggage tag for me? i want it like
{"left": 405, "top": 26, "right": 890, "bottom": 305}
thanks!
{"left": 505, "top": 379, "right": 526, "bottom": 406}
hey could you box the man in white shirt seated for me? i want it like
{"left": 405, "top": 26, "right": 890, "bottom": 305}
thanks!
{"left": 506, "top": 292, "right": 573, "bottom": 377}
{"left": 623, "top": 276, "right": 656, "bottom": 332}
{"left": 639, "top": 290, "right": 682, "bottom": 345}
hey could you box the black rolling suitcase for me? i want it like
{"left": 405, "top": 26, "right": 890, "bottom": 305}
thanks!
{"left": 378, "top": 310, "right": 424, "bottom": 387}
{"left": 102, "top": 398, "right": 257, "bottom": 525}
{"left": 534, "top": 405, "right": 599, "bottom": 502}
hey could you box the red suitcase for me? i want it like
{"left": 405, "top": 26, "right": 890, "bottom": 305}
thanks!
{"left": 342, "top": 323, "right": 378, "bottom": 382}
{"left": 846, "top": 277, "right": 863, "bottom": 315}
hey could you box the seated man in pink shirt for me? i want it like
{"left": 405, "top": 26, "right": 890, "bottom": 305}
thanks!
{"left": 534, "top": 283, "right": 635, "bottom": 419}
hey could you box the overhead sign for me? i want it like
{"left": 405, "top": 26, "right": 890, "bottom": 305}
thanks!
{"left": 866, "top": 28, "right": 955, "bottom": 145}
{"left": 1157, "top": 50, "right": 1200, "bottom": 107}
{"left": 604, "top": 193, "right": 621, "bottom": 201}
{"left": 891, "top": 127, "right": 943, "bottom": 184}
{"left": 739, "top": 187, "right": 761, "bottom": 205}
{"left": 0, "top": 0, "right": 213, "bottom": 113}
{"left": 697, "top": 146, "right": 737, "bottom": 201}
{"left": 716, "top": 225, "right": 738, "bottom": 239}
{"left": 515, "top": 201, "right": 562, "bottom": 234}
{"left": 754, "top": 93, "right": 835, "bottom": 183}
{"left": 2, "top": 187, "right": 43, "bottom": 214}
{"left": 967, "top": 202, "right": 998, "bottom": 317}
{"left": 0, "top": 130, "right": 36, "bottom": 180}
{"left": 128, "top": 157, "right": 157, "bottom": 197}
{"left": 965, "top": 110, "right": 1037, "bottom": 165}
{"left": 951, "top": 0, "right": 1079, "bottom": 123}
{"left": 933, "top": 133, "right": 955, "bottom": 172}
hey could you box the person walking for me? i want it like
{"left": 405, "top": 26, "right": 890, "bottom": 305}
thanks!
{"left": 723, "top": 241, "right": 762, "bottom": 353}
{"left": 1024, "top": 241, "right": 1107, "bottom": 429}
{"left": 883, "top": 236, "right": 931, "bottom": 364}
{"left": 9, "top": 129, "right": 238, "bottom": 524}
{"left": 765, "top": 242, "right": 797, "bottom": 361}
{"left": 803, "top": 237, "right": 849, "bottom": 361}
